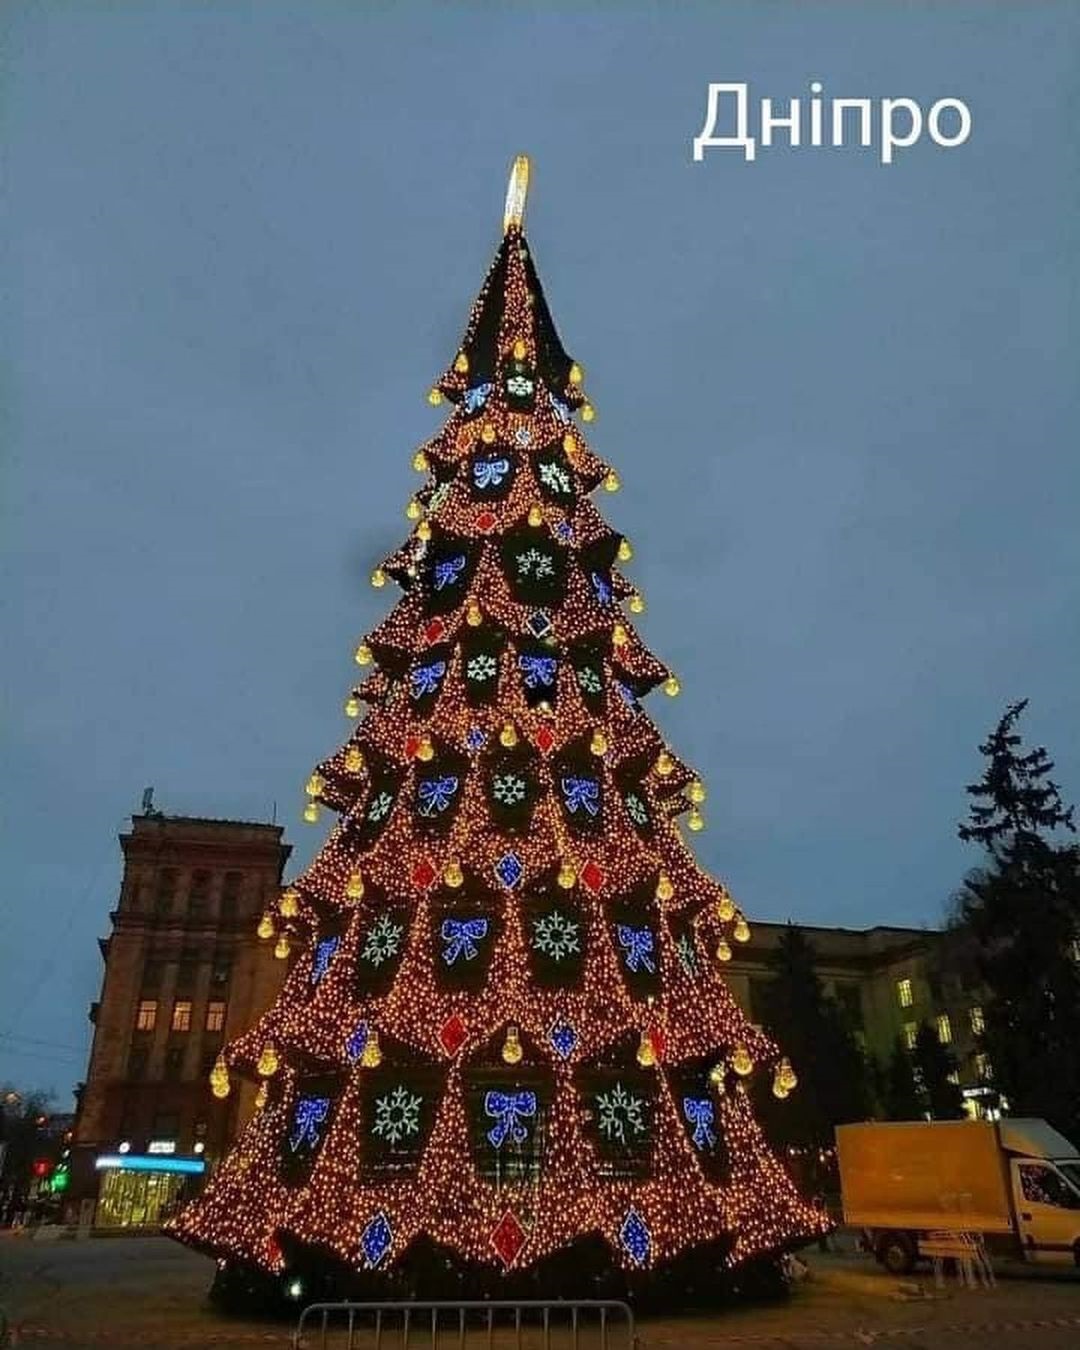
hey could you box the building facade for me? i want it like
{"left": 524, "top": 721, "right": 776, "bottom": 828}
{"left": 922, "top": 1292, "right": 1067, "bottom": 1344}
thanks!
{"left": 68, "top": 811, "right": 291, "bottom": 1227}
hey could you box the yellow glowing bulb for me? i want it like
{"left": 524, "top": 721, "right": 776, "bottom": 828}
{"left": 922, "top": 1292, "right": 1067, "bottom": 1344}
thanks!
{"left": 772, "top": 1078, "right": 790, "bottom": 1100}
{"left": 732, "top": 1045, "right": 754, "bottom": 1077}
{"left": 361, "top": 1031, "right": 382, "bottom": 1068}
{"left": 427, "top": 387, "right": 443, "bottom": 406}
{"left": 688, "top": 779, "right": 706, "bottom": 804}
{"left": 256, "top": 1044, "right": 279, "bottom": 1077}
{"left": 717, "top": 894, "right": 736, "bottom": 921}
{"left": 210, "top": 1053, "right": 230, "bottom": 1100}
{"left": 481, "top": 423, "right": 496, "bottom": 444}
{"left": 274, "top": 935, "right": 290, "bottom": 960}
{"left": 655, "top": 751, "right": 674, "bottom": 777}
{"left": 612, "top": 623, "right": 628, "bottom": 647}
{"left": 444, "top": 860, "right": 464, "bottom": 889}
{"left": 417, "top": 736, "right": 434, "bottom": 762}
{"left": 617, "top": 539, "right": 633, "bottom": 562}
{"left": 664, "top": 675, "right": 681, "bottom": 697}
{"left": 417, "top": 520, "right": 432, "bottom": 542}
{"left": 581, "top": 403, "right": 596, "bottom": 423}
{"left": 279, "top": 888, "right": 299, "bottom": 918}
{"left": 454, "top": 351, "right": 470, "bottom": 373}
{"left": 302, "top": 801, "right": 319, "bottom": 824}
{"left": 603, "top": 470, "right": 620, "bottom": 493}
{"left": 562, "top": 433, "right": 579, "bottom": 458}
{"left": 528, "top": 504, "right": 543, "bottom": 527}
{"left": 254, "top": 1081, "right": 268, "bottom": 1110}
{"left": 344, "top": 745, "right": 364, "bottom": 773}
{"left": 499, "top": 723, "right": 518, "bottom": 749}
{"left": 733, "top": 916, "right": 751, "bottom": 943}
{"left": 466, "top": 600, "right": 482, "bottom": 627}
{"left": 371, "top": 567, "right": 386, "bottom": 588}
{"left": 629, "top": 594, "right": 645, "bottom": 615}
{"left": 512, "top": 339, "right": 527, "bottom": 360}
{"left": 305, "top": 773, "right": 324, "bottom": 798}
{"left": 406, "top": 498, "right": 422, "bottom": 521}
{"left": 412, "top": 449, "right": 429, "bottom": 472}
{"left": 557, "top": 863, "right": 577, "bottom": 890}
{"left": 345, "top": 694, "right": 361, "bottom": 718}
{"left": 355, "top": 642, "right": 373, "bottom": 667}
{"left": 655, "top": 874, "right": 674, "bottom": 902}
{"left": 636, "top": 1031, "right": 657, "bottom": 1068}
{"left": 778, "top": 1057, "right": 798, "bottom": 1092}
{"left": 715, "top": 938, "right": 732, "bottom": 963}
{"left": 569, "top": 362, "right": 583, "bottom": 386}
{"left": 256, "top": 913, "right": 274, "bottom": 941}
{"left": 589, "top": 730, "right": 608, "bottom": 757}
{"left": 501, "top": 1025, "right": 523, "bottom": 1065}
{"left": 688, "top": 808, "right": 705, "bottom": 832}
{"left": 346, "top": 869, "right": 365, "bottom": 901}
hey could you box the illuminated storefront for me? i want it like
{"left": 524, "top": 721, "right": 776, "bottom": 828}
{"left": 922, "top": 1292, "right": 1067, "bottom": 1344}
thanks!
{"left": 93, "top": 1153, "right": 205, "bottom": 1227}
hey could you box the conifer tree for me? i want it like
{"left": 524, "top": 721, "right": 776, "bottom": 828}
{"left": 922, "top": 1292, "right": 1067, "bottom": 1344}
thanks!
{"left": 171, "top": 159, "right": 824, "bottom": 1299}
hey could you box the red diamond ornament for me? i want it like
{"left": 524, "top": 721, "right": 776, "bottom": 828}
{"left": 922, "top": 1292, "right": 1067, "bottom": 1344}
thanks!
{"left": 405, "top": 734, "right": 421, "bottom": 759}
{"left": 412, "top": 858, "right": 437, "bottom": 890}
{"left": 475, "top": 509, "right": 497, "bottom": 533}
{"left": 424, "top": 618, "right": 446, "bottom": 645}
{"left": 439, "top": 1013, "right": 467, "bottom": 1057}
{"left": 490, "top": 1209, "right": 527, "bottom": 1268}
{"left": 534, "top": 725, "right": 555, "bottom": 754}
{"left": 648, "top": 1026, "right": 666, "bottom": 1063}
{"left": 581, "top": 860, "right": 605, "bottom": 894}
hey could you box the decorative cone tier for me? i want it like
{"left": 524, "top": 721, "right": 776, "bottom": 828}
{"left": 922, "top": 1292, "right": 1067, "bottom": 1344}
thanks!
{"left": 170, "top": 157, "right": 826, "bottom": 1300}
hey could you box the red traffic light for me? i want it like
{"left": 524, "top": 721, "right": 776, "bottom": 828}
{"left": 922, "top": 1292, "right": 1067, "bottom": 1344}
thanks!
{"left": 31, "top": 1158, "right": 53, "bottom": 1179}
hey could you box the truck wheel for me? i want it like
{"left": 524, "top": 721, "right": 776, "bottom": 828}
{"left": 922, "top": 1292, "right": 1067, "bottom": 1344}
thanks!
{"left": 877, "top": 1232, "right": 916, "bottom": 1276}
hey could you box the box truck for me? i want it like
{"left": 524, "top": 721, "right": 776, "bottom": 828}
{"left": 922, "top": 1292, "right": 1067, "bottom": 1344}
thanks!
{"left": 836, "top": 1118, "right": 1080, "bottom": 1274}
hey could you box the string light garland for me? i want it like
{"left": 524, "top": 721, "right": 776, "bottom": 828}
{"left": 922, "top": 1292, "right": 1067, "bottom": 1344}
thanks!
{"left": 170, "top": 155, "right": 825, "bottom": 1290}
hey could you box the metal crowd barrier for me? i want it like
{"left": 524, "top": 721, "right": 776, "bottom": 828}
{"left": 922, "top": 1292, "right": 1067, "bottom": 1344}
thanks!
{"left": 293, "top": 1300, "right": 637, "bottom": 1350}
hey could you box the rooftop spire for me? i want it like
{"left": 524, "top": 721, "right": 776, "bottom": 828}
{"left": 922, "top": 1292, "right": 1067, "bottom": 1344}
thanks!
{"left": 503, "top": 154, "right": 530, "bottom": 233}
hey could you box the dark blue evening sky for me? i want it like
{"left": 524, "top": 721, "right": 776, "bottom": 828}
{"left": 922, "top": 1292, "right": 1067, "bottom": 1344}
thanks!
{"left": 3, "top": 2, "right": 1077, "bottom": 1099}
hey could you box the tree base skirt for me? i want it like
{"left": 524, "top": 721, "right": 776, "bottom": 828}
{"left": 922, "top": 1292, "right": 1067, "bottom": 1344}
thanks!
{"left": 203, "top": 1232, "right": 799, "bottom": 1317}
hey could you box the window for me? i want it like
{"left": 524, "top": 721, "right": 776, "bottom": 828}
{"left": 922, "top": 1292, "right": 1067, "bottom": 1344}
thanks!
{"left": 975, "top": 1052, "right": 992, "bottom": 1081}
{"left": 151, "top": 1111, "right": 179, "bottom": 1141}
{"left": 936, "top": 1013, "right": 953, "bottom": 1045}
{"left": 164, "top": 1047, "right": 185, "bottom": 1082}
{"left": 969, "top": 1005, "right": 985, "bottom": 1035}
{"left": 135, "top": 999, "right": 157, "bottom": 1031}
{"left": 141, "top": 958, "right": 163, "bottom": 991}
{"left": 205, "top": 1000, "right": 226, "bottom": 1033}
{"left": 171, "top": 1000, "right": 192, "bottom": 1032}
{"left": 220, "top": 871, "right": 243, "bottom": 922}
{"left": 189, "top": 870, "right": 212, "bottom": 920}
{"left": 154, "top": 867, "right": 178, "bottom": 917}
{"left": 896, "top": 978, "right": 913, "bottom": 1009}
{"left": 1018, "top": 1164, "right": 1080, "bottom": 1209}
{"left": 210, "top": 953, "right": 232, "bottom": 987}
{"left": 947, "top": 1070, "right": 960, "bottom": 1085}
{"left": 175, "top": 956, "right": 198, "bottom": 992}
{"left": 128, "top": 1047, "right": 149, "bottom": 1081}
{"left": 836, "top": 983, "right": 863, "bottom": 1028}
{"left": 903, "top": 1021, "right": 918, "bottom": 1050}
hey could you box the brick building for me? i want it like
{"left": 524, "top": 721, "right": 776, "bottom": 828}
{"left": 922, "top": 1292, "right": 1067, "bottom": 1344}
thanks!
{"left": 68, "top": 810, "right": 291, "bottom": 1226}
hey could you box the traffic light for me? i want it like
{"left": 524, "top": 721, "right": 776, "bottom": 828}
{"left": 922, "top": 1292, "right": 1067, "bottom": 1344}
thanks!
{"left": 31, "top": 1158, "right": 53, "bottom": 1179}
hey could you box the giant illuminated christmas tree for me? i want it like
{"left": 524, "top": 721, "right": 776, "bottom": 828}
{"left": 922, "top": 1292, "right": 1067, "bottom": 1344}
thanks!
{"left": 172, "top": 158, "right": 825, "bottom": 1301}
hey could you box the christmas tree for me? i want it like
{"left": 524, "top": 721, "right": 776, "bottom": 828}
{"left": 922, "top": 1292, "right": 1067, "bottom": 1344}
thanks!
{"left": 171, "top": 158, "right": 824, "bottom": 1301}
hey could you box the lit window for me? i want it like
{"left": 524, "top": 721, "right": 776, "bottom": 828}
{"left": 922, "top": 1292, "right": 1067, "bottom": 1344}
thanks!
{"left": 903, "top": 1021, "right": 918, "bottom": 1050}
{"left": 975, "top": 1052, "right": 992, "bottom": 1081}
{"left": 947, "top": 1070, "right": 960, "bottom": 1085}
{"left": 897, "top": 978, "right": 913, "bottom": 1009}
{"left": 135, "top": 999, "right": 157, "bottom": 1031}
{"left": 969, "top": 1005, "right": 985, "bottom": 1035}
{"left": 936, "top": 1013, "right": 952, "bottom": 1045}
{"left": 171, "top": 1000, "right": 192, "bottom": 1032}
{"left": 205, "top": 1000, "right": 226, "bottom": 1033}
